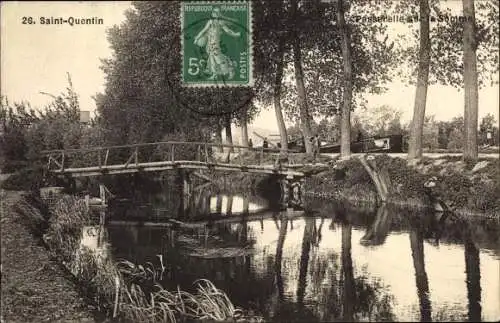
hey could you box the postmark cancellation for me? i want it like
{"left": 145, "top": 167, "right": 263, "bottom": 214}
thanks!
{"left": 181, "top": 1, "right": 253, "bottom": 87}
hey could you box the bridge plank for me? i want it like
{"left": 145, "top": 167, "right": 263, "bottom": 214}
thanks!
{"left": 50, "top": 160, "right": 305, "bottom": 178}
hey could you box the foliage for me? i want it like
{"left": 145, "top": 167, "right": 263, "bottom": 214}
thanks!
{"left": 44, "top": 196, "right": 92, "bottom": 263}
{"left": 97, "top": 1, "right": 258, "bottom": 149}
{"left": 41, "top": 194, "right": 262, "bottom": 322}
{"left": 447, "top": 128, "right": 464, "bottom": 150}
{"left": 0, "top": 75, "right": 107, "bottom": 176}
{"left": 433, "top": 159, "right": 500, "bottom": 213}
{"left": 396, "top": 0, "right": 499, "bottom": 88}
{"left": 0, "top": 164, "right": 47, "bottom": 191}
{"left": 276, "top": 0, "right": 399, "bottom": 125}
{"left": 354, "top": 105, "right": 406, "bottom": 137}
{"left": 0, "top": 191, "right": 97, "bottom": 322}
{"left": 306, "top": 155, "right": 500, "bottom": 216}
{"left": 437, "top": 116, "right": 465, "bottom": 149}
{"left": 253, "top": 0, "right": 399, "bottom": 152}
{"left": 421, "top": 115, "right": 439, "bottom": 150}
{"left": 151, "top": 131, "right": 213, "bottom": 163}
{"left": 478, "top": 113, "right": 499, "bottom": 146}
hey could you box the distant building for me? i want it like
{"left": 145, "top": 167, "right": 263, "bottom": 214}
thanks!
{"left": 80, "top": 111, "right": 90, "bottom": 124}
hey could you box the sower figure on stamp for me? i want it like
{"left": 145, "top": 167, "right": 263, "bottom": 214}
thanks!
{"left": 194, "top": 8, "right": 241, "bottom": 80}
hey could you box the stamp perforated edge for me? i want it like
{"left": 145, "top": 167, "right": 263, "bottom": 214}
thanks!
{"left": 180, "top": 0, "right": 254, "bottom": 88}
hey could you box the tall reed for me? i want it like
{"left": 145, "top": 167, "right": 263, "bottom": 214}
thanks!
{"left": 43, "top": 195, "right": 263, "bottom": 322}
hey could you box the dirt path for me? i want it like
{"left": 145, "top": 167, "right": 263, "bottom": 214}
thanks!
{"left": 1, "top": 190, "right": 98, "bottom": 323}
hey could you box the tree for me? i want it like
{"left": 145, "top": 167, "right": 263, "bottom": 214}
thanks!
{"left": 283, "top": 0, "right": 398, "bottom": 151}
{"left": 462, "top": 0, "right": 479, "bottom": 160}
{"left": 291, "top": 0, "right": 314, "bottom": 154}
{"left": 407, "top": 0, "right": 431, "bottom": 161}
{"left": 255, "top": 0, "right": 290, "bottom": 152}
{"left": 336, "top": 0, "right": 354, "bottom": 158}
{"left": 239, "top": 107, "right": 249, "bottom": 148}
{"left": 274, "top": 37, "right": 289, "bottom": 152}
{"left": 356, "top": 105, "right": 404, "bottom": 137}
{"left": 224, "top": 114, "right": 233, "bottom": 152}
{"left": 422, "top": 115, "right": 439, "bottom": 150}
{"left": 447, "top": 128, "right": 465, "bottom": 150}
{"left": 256, "top": 0, "right": 398, "bottom": 156}
{"left": 479, "top": 113, "right": 498, "bottom": 146}
{"left": 98, "top": 1, "right": 256, "bottom": 151}
{"left": 436, "top": 116, "right": 466, "bottom": 150}
{"left": 0, "top": 75, "right": 104, "bottom": 172}
{"left": 398, "top": 0, "right": 498, "bottom": 159}
{"left": 233, "top": 99, "right": 259, "bottom": 148}
{"left": 410, "top": 227, "right": 432, "bottom": 322}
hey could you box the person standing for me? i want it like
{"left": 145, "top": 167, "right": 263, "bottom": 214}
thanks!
{"left": 248, "top": 138, "right": 253, "bottom": 148}
{"left": 263, "top": 137, "right": 269, "bottom": 149}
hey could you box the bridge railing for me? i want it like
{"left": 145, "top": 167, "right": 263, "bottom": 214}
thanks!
{"left": 42, "top": 141, "right": 301, "bottom": 173}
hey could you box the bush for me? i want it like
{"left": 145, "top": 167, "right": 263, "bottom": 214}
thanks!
{"left": 40, "top": 195, "right": 263, "bottom": 322}
{"left": 1, "top": 164, "right": 45, "bottom": 191}
{"left": 44, "top": 196, "right": 91, "bottom": 263}
{"left": 305, "top": 154, "right": 500, "bottom": 217}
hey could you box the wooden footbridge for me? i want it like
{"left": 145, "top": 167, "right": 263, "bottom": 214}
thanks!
{"left": 42, "top": 141, "right": 306, "bottom": 212}
{"left": 42, "top": 141, "right": 306, "bottom": 178}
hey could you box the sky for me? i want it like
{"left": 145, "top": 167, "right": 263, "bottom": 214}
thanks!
{"left": 1, "top": 1, "right": 498, "bottom": 132}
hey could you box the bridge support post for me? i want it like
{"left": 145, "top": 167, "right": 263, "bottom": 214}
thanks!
{"left": 280, "top": 175, "right": 292, "bottom": 208}
{"left": 178, "top": 169, "right": 192, "bottom": 217}
{"left": 99, "top": 183, "right": 106, "bottom": 226}
{"left": 182, "top": 170, "right": 191, "bottom": 198}
{"left": 287, "top": 177, "right": 304, "bottom": 208}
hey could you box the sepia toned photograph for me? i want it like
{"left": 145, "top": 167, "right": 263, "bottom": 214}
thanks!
{"left": 1, "top": 1, "right": 499, "bottom": 322}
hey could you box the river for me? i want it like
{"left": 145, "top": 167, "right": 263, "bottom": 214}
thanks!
{"left": 83, "top": 181, "right": 500, "bottom": 322}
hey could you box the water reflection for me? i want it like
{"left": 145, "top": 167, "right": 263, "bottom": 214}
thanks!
{"left": 102, "top": 192, "right": 500, "bottom": 322}
{"left": 360, "top": 205, "right": 392, "bottom": 247}
{"left": 410, "top": 223, "right": 432, "bottom": 322}
{"left": 209, "top": 195, "right": 265, "bottom": 215}
{"left": 463, "top": 226, "right": 482, "bottom": 322}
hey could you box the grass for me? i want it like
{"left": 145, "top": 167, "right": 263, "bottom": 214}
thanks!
{"left": 305, "top": 154, "right": 500, "bottom": 218}
{"left": 42, "top": 195, "right": 263, "bottom": 322}
{"left": 1, "top": 190, "right": 98, "bottom": 322}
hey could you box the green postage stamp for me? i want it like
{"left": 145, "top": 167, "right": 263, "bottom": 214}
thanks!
{"left": 181, "top": 1, "right": 253, "bottom": 87}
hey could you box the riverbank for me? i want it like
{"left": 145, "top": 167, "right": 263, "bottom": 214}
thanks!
{"left": 1, "top": 186, "right": 263, "bottom": 323}
{"left": 304, "top": 154, "right": 500, "bottom": 218}
{"left": 303, "top": 195, "right": 500, "bottom": 257}
{"left": 209, "top": 152, "right": 500, "bottom": 218}
{"left": 0, "top": 190, "right": 99, "bottom": 322}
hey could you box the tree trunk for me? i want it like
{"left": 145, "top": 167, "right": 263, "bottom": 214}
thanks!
{"left": 225, "top": 115, "right": 234, "bottom": 153}
{"left": 463, "top": 228, "right": 482, "bottom": 321}
{"left": 215, "top": 123, "right": 223, "bottom": 153}
{"left": 216, "top": 195, "right": 223, "bottom": 214}
{"left": 240, "top": 107, "right": 249, "bottom": 149}
{"left": 275, "top": 216, "right": 288, "bottom": 302}
{"left": 341, "top": 222, "right": 355, "bottom": 321}
{"left": 408, "top": 0, "right": 430, "bottom": 161}
{"left": 242, "top": 195, "right": 249, "bottom": 214}
{"left": 274, "top": 38, "right": 288, "bottom": 152}
{"left": 337, "top": 0, "right": 353, "bottom": 159}
{"left": 410, "top": 229, "right": 432, "bottom": 322}
{"left": 291, "top": 0, "right": 313, "bottom": 154}
{"left": 462, "top": 0, "right": 479, "bottom": 160}
{"left": 226, "top": 195, "right": 233, "bottom": 216}
{"left": 297, "top": 217, "right": 314, "bottom": 305}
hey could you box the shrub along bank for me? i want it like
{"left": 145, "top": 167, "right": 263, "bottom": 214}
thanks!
{"left": 1, "top": 171, "right": 263, "bottom": 323}
{"left": 0, "top": 190, "right": 98, "bottom": 322}
{"left": 39, "top": 194, "right": 262, "bottom": 322}
{"left": 304, "top": 154, "right": 500, "bottom": 218}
